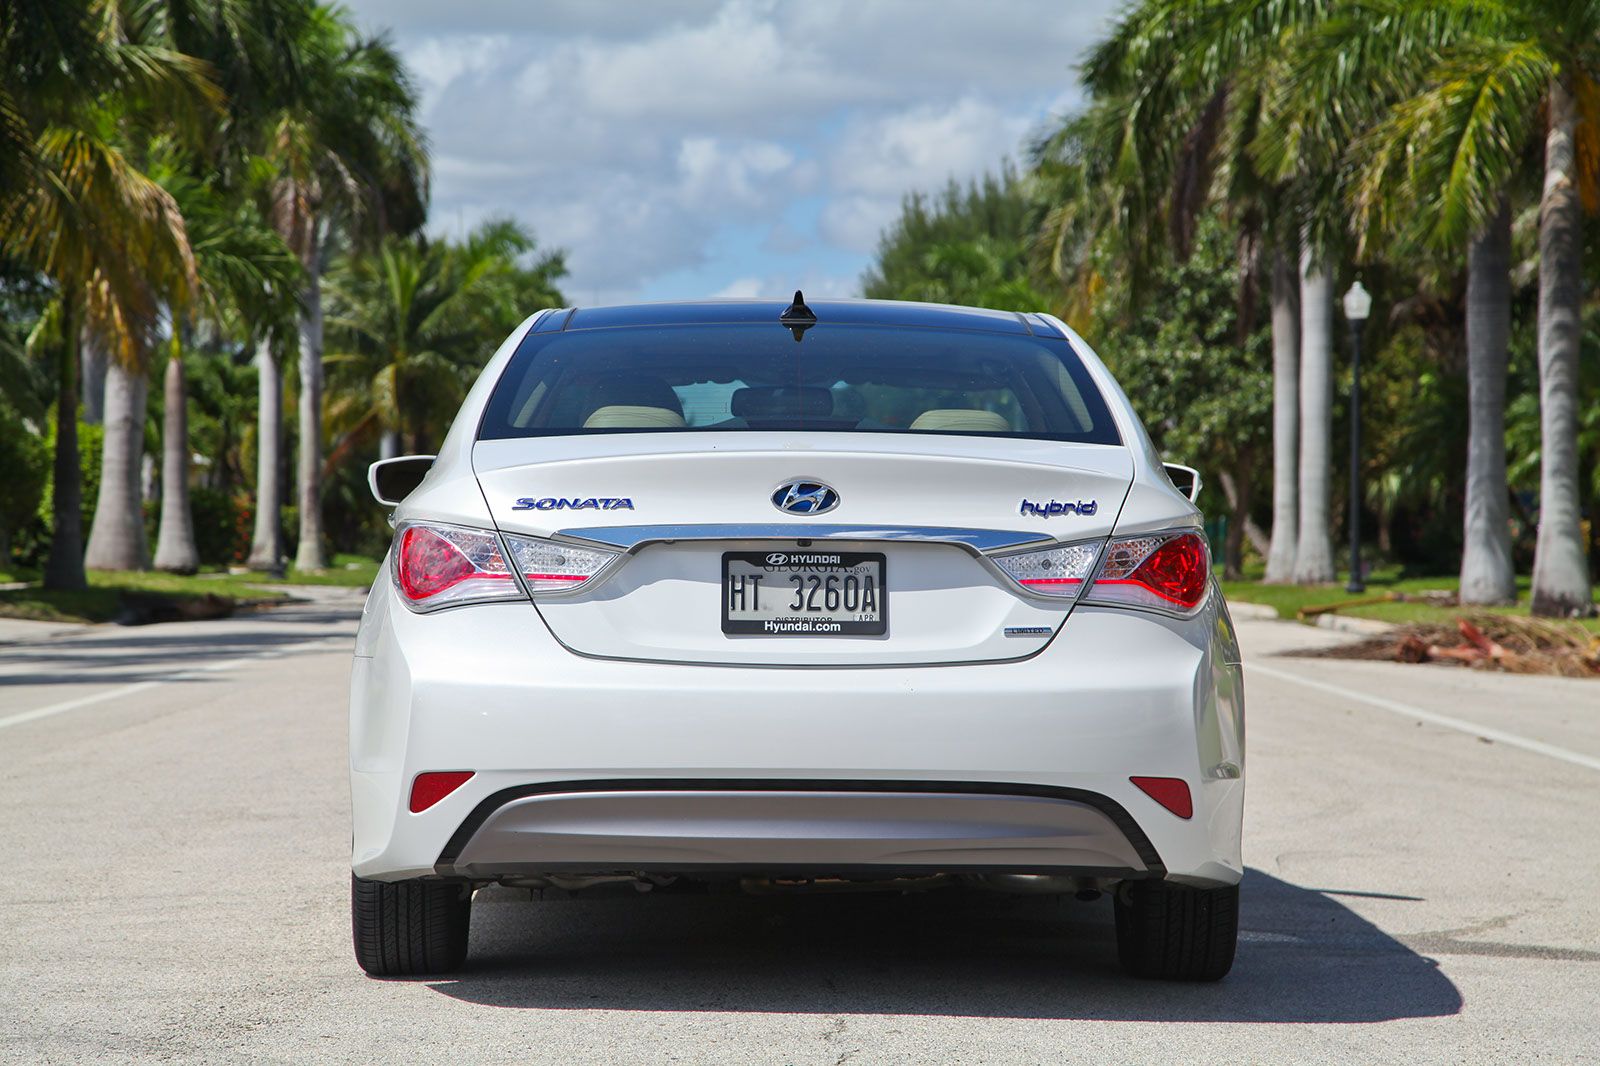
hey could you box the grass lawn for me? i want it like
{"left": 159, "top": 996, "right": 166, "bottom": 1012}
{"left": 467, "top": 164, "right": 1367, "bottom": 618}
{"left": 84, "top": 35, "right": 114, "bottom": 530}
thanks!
{"left": 0, "top": 554, "right": 380, "bottom": 625}
{"left": 201, "top": 553, "right": 383, "bottom": 590}
{"left": 1219, "top": 563, "right": 1600, "bottom": 633}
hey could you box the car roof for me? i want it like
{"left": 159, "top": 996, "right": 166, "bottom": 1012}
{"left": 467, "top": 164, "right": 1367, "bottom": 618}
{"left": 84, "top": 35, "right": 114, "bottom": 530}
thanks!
{"left": 536, "top": 298, "right": 1064, "bottom": 338}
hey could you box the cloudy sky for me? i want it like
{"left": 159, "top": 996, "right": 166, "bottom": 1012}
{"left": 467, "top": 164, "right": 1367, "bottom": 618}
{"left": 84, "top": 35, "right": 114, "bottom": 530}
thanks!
{"left": 340, "top": 0, "right": 1121, "bottom": 305}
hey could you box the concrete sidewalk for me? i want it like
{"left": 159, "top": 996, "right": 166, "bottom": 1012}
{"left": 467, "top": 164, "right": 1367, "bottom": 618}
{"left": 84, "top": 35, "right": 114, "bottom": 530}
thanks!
{"left": 0, "top": 616, "right": 92, "bottom": 645}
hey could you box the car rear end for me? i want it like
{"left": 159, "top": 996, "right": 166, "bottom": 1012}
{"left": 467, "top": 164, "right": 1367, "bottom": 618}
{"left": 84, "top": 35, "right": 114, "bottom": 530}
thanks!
{"left": 349, "top": 299, "right": 1245, "bottom": 980}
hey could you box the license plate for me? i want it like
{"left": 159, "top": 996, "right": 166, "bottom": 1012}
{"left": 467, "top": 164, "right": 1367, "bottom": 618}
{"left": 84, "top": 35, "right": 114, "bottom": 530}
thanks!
{"left": 721, "top": 551, "right": 887, "bottom": 636}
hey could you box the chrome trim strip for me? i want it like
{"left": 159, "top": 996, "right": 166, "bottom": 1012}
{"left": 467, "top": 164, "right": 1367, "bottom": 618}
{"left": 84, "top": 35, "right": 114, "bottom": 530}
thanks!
{"left": 553, "top": 523, "right": 1055, "bottom": 554}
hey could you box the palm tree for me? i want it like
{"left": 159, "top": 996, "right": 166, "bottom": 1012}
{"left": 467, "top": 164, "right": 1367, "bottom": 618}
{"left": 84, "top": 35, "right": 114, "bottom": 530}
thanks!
{"left": 323, "top": 220, "right": 564, "bottom": 459}
{"left": 114, "top": 0, "right": 320, "bottom": 576}
{"left": 152, "top": 166, "right": 299, "bottom": 573}
{"left": 1290, "top": 249, "right": 1336, "bottom": 582}
{"left": 246, "top": 333, "right": 285, "bottom": 571}
{"left": 82, "top": 338, "right": 153, "bottom": 570}
{"left": 249, "top": 6, "right": 427, "bottom": 573}
{"left": 1, "top": 1, "right": 213, "bottom": 588}
{"left": 1533, "top": 73, "right": 1594, "bottom": 615}
{"left": 1264, "top": 247, "right": 1300, "bottom": 581}
{"left": 1070, "top": 0, "right": 1339, "bottom": 583}
{"left": 1267, "top": 3, "right": 1517, "bottom": 600}
{"left": 1460, "top": 200, "right": 1517, "bottom": 603}
{"left": 78, "top": 2, "right": 255, "bottom": 574}
{"left": 1332, "top": 0, "right": 1598, "bottom": 613}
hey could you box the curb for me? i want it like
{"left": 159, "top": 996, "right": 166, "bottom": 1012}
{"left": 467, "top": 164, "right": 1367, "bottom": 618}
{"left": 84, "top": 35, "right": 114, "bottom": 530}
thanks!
{"left": 1228, "top": 602, "right": 1279, "bottom": 621}
{"left": 1313, "top": 614, "right": 1398, "bottom": 636}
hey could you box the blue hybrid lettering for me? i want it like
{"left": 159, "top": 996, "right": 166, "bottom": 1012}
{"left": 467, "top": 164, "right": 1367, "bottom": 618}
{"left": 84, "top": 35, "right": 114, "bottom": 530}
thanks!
{"left": 1020, "top": 498, "right": 1098, "bottom": 518}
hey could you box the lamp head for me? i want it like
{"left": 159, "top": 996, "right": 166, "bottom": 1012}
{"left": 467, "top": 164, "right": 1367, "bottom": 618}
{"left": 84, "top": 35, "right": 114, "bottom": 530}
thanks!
{"left": 1342, "top": 280, "right": 1372, "bottom": 322}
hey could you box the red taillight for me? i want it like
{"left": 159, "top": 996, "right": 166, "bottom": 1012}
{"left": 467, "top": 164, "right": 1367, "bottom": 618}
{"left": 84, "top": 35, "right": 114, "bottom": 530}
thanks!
{"left": 1130, "top": 776, "right": 1193, "bottom": 819}
{"left": 392, "top": 523, "right": 523, "bottom": 612}
{"left": 398, "top": 527, "right": 478, "bottom": 598}
{"left": 409, "top": 771, "right": 474, "bottom": 813}
{"left": 1084, "top": 531, "right": 1210, "bottom": 613}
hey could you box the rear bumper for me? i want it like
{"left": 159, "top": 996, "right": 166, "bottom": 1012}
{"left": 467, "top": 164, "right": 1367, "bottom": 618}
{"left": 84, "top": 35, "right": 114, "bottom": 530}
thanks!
{"left": 438, "top": 781, "right": 1160, "bottom": 880}
{"left": 350, "top": 585, "right": 1245, "bottom": 887}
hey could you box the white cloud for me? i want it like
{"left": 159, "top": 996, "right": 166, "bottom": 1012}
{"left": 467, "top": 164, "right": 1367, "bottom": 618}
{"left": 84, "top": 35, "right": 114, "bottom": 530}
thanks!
{"left": 344, "top": 0, "right": 1121, "bottom": 301}
{"left": 714, "top": 277, "right": 764, "bottom": 298}
{"left": 818, "top": 97, "right": 1038, "bottom": 252}
{"left": 713, "top": 273, "right": 855, "bottom": 300}
{"left": 567, "top": 3, "right": 868, "bottom": 126}
{"left": 404, "top": 34, "right": 513, "bottom": 96}
{"left": 676, "top": 138, "right": 799, "bottom": 210}
{"left": 818, "top": 196, "right": 898, "bottom": 255}
{"left": 831, "top": 97, "right": 1036, "bottom": 198}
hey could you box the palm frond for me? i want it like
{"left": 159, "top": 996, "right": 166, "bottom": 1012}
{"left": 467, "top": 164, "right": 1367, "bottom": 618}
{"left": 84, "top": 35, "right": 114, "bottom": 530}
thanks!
{"left": 1354, "top": 37, "right": 1550, "bottom": 252}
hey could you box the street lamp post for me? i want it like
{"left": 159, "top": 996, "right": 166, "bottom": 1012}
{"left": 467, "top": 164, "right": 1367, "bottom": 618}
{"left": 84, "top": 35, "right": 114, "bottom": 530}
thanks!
{"left": 1342, "top": 280, "right": 1372, "bottom": 594}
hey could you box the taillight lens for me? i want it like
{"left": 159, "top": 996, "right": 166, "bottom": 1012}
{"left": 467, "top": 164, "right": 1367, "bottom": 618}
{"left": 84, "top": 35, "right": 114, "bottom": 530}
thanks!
{"left": 1084, "top": 530, "right": 1210, "bottom": 614}
{"left": 393, "top": 523, "right": 523, "bottom": 611}
{"left": 991, "top": 541, "right": 1101, "bottom": 600}
{"left": 502, "top": 533, "right": 621, "bottom": 595}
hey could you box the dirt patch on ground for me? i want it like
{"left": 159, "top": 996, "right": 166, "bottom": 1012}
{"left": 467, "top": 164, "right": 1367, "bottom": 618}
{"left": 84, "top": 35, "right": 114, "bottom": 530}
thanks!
{"left": 115, "top": 592, "right": 290, "bottom": 626}
{"left": 1294, "top": 613, "right": 1600, "bottom": 678}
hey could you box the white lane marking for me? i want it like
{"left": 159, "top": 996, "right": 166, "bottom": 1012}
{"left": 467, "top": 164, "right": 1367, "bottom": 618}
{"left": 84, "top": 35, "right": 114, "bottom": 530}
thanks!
{"left": 1249, "top": 661, "right": 1600, "bottom": 775}
{"left": 0, "top": 637, "right": 349, "bottom": 731}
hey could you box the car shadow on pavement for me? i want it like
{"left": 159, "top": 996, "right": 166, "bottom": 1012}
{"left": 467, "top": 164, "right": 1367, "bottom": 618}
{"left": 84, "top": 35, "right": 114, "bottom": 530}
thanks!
{"left": 423, "top": 868, "right": 1462, "bottom": 1022}
{"left": 0, "top": 624, "right": 357, "bottom": 687}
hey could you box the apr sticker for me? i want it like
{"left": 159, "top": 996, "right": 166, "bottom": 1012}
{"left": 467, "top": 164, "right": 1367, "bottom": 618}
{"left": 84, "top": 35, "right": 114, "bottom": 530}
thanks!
{"left": 1020, "top": 498, "right": 1098, "bottom": 518}
{"left": 512, "top": 497, "right": 634, "bottom": 511}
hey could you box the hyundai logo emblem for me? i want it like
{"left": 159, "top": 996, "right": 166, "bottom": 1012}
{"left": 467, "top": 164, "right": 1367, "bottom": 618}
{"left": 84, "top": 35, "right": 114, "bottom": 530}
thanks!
{"left": 766, "top": 552, "right": 790, "bottom": 565}
{"left": 772, "top": 479, "right": 839, "bottom": 515}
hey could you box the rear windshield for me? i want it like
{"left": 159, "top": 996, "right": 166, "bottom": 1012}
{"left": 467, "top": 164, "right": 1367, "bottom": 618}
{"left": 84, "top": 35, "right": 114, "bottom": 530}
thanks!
{"left": 477, "top": 322, "right": 1121, "bottom": 445}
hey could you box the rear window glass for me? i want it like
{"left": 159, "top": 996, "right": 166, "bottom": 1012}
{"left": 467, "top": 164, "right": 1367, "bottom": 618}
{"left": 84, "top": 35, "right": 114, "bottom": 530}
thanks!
{"left": 477, "top": 323, "right": 1121, "bottom": 445}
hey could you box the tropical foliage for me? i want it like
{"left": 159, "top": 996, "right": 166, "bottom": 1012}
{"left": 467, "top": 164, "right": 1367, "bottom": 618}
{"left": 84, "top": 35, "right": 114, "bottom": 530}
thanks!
{"left": 4, "top": 0, "right": 1597, "bottom": 619}
{"left": 863, "top": 0, "right": 1600, "bottom": 616}
{"left": 0, "top": 0, "right": 565, "bottom": 586}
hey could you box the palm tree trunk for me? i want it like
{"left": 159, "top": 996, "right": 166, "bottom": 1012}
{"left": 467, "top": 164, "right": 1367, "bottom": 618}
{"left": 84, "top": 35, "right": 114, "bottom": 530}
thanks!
{"left": 1376, "top": 494, "right": 1394, "bottom": 558}
{"left": 1264, "top": 246, "right": 1300, "bottom": 582}
{"left": 1293, "top": 246, "right": 1335, "bottom": 583}
{"left": 153, "top": 346, "right": 199, "bottom": 573}
{"left": 294, "top": 229, "right": 327, "bottom": 572}
{"left": 247, "top": 337, "right": 284, "bottom": 573}
{"left": 80, "top": 326, "right": 107, "bottom": 424}
{"left": 1531, "top": 79, "right": 1593, "bottom": 616}
{"left": 1218, "top": 465, "right": 1254, "bottom": 580}
{"left": 44, "top": 298, "right": 87, "bottom": 591}
{"left": 83, "top": 358, "right": 150, "bottom": 571}
{"left": 1244, "top": 516, "right": 1271, "bottom": 559}
{"left": 1459, "top": 198, "right": 1516, "bottom": 605}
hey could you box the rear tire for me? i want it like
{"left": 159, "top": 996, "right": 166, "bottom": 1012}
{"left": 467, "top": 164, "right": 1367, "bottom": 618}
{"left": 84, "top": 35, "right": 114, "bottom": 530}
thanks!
{"left": 1113, "top": 879, "right": 1238, "bottom": 981}
{"left": 351, "top": 874, "right": 472, "bottom": 976}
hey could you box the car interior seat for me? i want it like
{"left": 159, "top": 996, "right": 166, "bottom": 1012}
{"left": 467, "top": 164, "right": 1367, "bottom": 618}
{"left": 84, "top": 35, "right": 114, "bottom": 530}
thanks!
{"left": 908, "top": 409, "right": 1012, "bottom": 433}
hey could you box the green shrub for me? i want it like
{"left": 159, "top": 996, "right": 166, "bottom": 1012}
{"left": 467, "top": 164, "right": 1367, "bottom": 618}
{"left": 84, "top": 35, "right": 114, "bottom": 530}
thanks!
{"left": 14, "top": 416, "right": 102, "bottom": 569}
{"left": 0, "top": 405, "right": 49, "bottom": 567}
{"left": 188, "top": 487, "right": 240, "bottom": 567}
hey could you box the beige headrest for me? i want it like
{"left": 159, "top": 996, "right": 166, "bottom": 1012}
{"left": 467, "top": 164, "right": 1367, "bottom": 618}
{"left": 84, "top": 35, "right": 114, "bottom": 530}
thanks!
{"left": 909, "top": 409, "right": 1012, "bottom": 432}
{"left": 581, "top": 405, "right": 687, "bottom": 429}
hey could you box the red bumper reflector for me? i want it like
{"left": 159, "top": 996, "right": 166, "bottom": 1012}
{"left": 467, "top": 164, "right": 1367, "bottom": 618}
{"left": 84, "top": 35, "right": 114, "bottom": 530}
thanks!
{"left": 1130, "top": 776, "right": 1193, "bottom": 819}
{"left": 409, "top": 771, "right": 475, "bottom": 813}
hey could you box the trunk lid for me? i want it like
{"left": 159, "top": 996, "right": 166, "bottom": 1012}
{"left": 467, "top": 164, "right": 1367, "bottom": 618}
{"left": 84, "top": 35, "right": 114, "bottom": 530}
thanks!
{"left": 474, "top": 432, "right": 1131, "bottom": 665}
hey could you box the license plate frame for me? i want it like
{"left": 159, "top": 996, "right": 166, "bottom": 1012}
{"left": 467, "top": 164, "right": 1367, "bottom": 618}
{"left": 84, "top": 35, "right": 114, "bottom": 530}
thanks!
{"left": 720, "top": 550, "right": 887, "bottom": 636}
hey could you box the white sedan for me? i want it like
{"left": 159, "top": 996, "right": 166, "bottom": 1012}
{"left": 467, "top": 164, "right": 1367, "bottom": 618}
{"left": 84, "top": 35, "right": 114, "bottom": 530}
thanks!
{"left": 350, "top": 294, "right": 1246, "bottom": 981}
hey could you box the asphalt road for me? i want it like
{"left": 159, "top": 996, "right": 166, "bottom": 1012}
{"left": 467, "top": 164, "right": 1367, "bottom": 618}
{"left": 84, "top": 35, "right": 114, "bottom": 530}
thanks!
{"left": 3, "top": 590, "right": 1599, "bottom": 1064}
